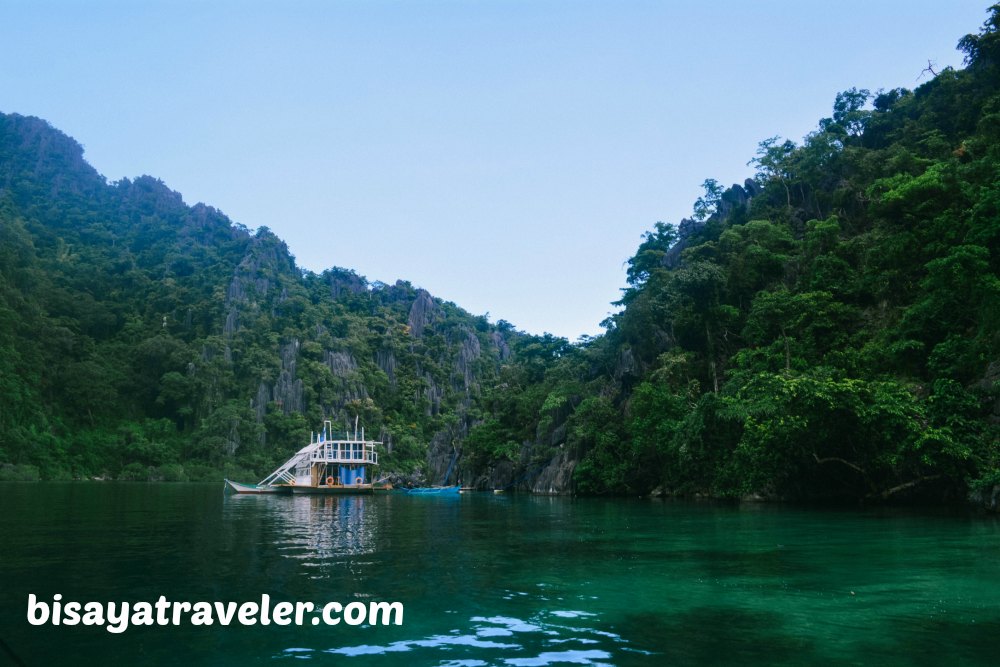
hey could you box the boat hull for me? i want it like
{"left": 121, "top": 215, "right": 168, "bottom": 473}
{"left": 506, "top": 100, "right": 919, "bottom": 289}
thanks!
{"left": 224, "top": 479, "right": 292, "bottom": 494}
{"left": 290, "top": 485, "right": 375, "bottom": 495}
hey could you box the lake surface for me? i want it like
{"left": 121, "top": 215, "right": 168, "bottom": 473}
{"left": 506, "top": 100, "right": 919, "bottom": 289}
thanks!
{"left": 1, "top": 483, "right": 999, "bottom": 665}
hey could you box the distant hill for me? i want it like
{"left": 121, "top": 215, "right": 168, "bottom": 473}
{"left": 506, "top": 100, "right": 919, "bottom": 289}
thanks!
{"left": 0, "top": 111, "right": 521, "bottom": 484}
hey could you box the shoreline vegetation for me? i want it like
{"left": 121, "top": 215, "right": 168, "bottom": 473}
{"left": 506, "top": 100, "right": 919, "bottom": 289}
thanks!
{"left": 1, "top": 9, "right": 998, "bottom": 507}
{"left": 0, "top": 461, "right": 257, "bottom": 484}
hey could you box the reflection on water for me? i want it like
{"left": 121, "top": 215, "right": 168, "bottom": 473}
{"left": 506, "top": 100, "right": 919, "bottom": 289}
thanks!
{"left": 276, "top": 610, "right": 637, "bottom": 665}
{"left": 225, "top": 493, "right": 652, "bottom": 664}
{"left": 225, "top": 493, "right": 376, "bottom": 557}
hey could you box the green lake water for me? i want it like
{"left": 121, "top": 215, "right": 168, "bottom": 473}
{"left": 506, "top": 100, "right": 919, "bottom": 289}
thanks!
{"left": 1, "top": 483, "right": 999, "bottom": 665}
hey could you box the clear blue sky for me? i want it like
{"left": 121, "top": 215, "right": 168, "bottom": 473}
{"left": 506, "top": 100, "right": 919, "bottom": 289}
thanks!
{"left": 0, "top": 1, "right": 988, "bottom": 340}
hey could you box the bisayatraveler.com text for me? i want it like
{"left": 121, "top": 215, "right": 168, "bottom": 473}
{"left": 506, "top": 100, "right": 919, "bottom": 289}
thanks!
{"left": 27, "top": 594, "right": 403, "bottom": 633}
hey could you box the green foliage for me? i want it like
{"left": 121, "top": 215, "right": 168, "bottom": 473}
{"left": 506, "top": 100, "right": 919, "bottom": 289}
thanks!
{"left": 463, "top": 419, "right": 520, "bottom": 470}
{"left": 624, "top": 222, "right": 677, "bottom": 289}
{"left": 570, "top": 397, "right": 629, "bottom": 495}
{"left": 721, "top": 372, "right": 972, "bottom": 499}
{"left": 152, "top": 463, "right": 188, "bottom": 482}
{"left": 474, "top": 8, "right": 1000, "bottom": 501}
{"left": 118, "top": 463, "right": 151, "bottom": 481}
{"left": 2, "top": 7, "right": 1000, "bottom": 503}
{"left": 0, "top": 464, "right": 41, "bottom": 481}
{"left": 693, "top": 179, "right": 724, "bottom": 222}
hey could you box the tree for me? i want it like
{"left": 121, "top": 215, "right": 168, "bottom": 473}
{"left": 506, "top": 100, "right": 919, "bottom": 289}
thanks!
{"left": 692, "top": 178, "right": 725, "bottom": 221}
{"left": 749, "top": 137, "right": 797, "bottom": 207}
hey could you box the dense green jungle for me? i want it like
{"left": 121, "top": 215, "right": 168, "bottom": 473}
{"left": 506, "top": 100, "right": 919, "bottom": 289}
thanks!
{"left": 1, "top": 9, "right": 998, "bottom": 506}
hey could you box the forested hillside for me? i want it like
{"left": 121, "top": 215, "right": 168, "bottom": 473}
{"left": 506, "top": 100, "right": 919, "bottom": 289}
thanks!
{"left": 461, "top": 8, "right": 1000, "bottom": 503}
{"left": 1, "top": 9, "right": 998, "bottom": 503}
{"left": 0, "top": 112, "right": 524, "bottom": 483}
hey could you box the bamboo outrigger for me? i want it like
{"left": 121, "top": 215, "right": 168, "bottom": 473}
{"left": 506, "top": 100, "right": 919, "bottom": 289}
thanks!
{"left": 225, "top": 418, "right": 382, "bottom": 495}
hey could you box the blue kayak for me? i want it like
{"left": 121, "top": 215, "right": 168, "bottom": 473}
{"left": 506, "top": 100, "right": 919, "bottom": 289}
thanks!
{"left": 404, "top": 485, "right": 461, "bottom": 495}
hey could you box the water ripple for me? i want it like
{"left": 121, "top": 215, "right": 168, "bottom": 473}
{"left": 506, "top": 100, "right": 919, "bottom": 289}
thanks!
{"left": 278, "top": 611, "right": 637, "bottom": 665}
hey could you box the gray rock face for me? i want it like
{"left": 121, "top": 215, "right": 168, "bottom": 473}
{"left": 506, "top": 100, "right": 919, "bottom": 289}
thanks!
{"left": 664, "top": 181, "right": 761, "bottom": 269}
{"left": 273, "top": 339, "right": 303, "bottom": 414}
{"left": 226, "top": 234, "right": 289, "bottom": 306}
{"left": 530, "top": 449, "right": 577, "bottom": 494}
{"left": 324, "top": 350, "right": 368, "bottom": 408}
{"left": 254, "top": 382, "right": 269, "bottom": 422}
{"left": 469, "top": 460, "right": 516, "bottom": 491}
{"left": 223, "top": 308, "right": 239, "bottom": 337}
{"left": 419, "top": 372, "right": 444, "bottom": 416}
{"left": 614, "top": 347, "right": 638, "bottom": 381}
{"left": 224, "top": 414, "right": 241, "bottom": 457}
{"left": 490, "top": 331, "right": 512, "bottom": 361}
{"left": 326, "top": 350, "right": 357, "bottom": 376}
{"left": 226, "top": 276, "right": 245, "bottom": 304}
{"left": 328, "top": 270, "right": 366, "bottom": 299}
{"left": 222, "top": 231, "right": 297, "bottom": 340}
{"left": 426, "top": 420, "right": 467, "bottom": 485}
{"left": 970, "top": 484, "right": 1000, "bottom": 512}
{"left": 376, "top": 348, "right": 397, "bottom": 385}
{"left": 716, "top": 183, "right": 749, "bottom": 218}
{"left": 455, "top": 328, "right": 482, "bottom": 392}
{"left": 407, "top": 289, "right": 439, "bottom": 337}
{"left": 280, "top": 339, "right": 298, "bottom": 376}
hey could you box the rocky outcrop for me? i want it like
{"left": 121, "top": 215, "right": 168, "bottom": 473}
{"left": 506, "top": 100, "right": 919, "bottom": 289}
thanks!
{"left": 326, "top": 350, "right": 357, "bottom": 376}
{"left": 324, "top": 350, "right": 368, "bottom": 408}
{"left": 223, "top": 230, "right": 297, "bottom": 340}
{"left": 426, "top": 420, "right": 467, "bottom": 485}
{"left": 416, "top": 367, "right": 444, "bottom": 416}
{"left": 614, "top": 347, "right": 639, "bottom": 381}
{"left": 223, "top": 308, "right": 239, "bottom": 337}
{"left": 227, "top": 233, "right": 293, "bottom": 306}
{"left": 376, "top": 348, "right": 397, "bottom": 385}
{"left": 970, "top": 484, "right": 1000, "bottom": 512}
{"left": 455, "top": 328, "right": 482, "bottom": 392}
{"left": 743, "top": 177, "right": 763, "bottom": 198}
{"left": 977, "top": 360, "right": 1000, "bottom": 422}
{"left": 328, "top": 268, "right": 367, "bottom": 299}
{"left": 490, "top": 331, "right": 512, "bottom": 361}
{"left": 716, "top": 181, "right": 751, "bottom": 219}
{"left": 468, "top": 460, "right": 516, "bottom": 491}
{"left": 530, "top": 449, "right": 576, "bottom": 494}
{"left": 664, "top": 180, "right": 759, "bottom": 269}
{"left": 408, "top": 289, "right": 439, "bottom": 337}
{"left": 271, "top": 339, "right": 304, "bottom": 414}
{"left": 253, "top": 382, "right": 269, "bottom": 422}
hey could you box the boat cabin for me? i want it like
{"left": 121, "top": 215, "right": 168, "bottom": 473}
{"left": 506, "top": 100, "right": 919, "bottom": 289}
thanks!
{"left": 294, "top": 421, "right": 379, "bottom": 488}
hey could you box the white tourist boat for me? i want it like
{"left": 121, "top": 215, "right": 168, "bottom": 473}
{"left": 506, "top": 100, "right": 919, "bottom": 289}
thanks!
{"left": 225, "top": 418, "right": 384, "bottom": 495}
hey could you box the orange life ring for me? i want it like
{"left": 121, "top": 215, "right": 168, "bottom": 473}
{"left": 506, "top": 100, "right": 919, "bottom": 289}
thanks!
{"left": 355, "top": 477, "right": 363, "bottom": 485}
{"left": 326, "top": 476, "right": 334, "bottom": 486}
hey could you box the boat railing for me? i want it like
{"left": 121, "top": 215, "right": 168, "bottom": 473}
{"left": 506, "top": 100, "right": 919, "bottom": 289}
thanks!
{"left": 256, "top": 420, "right": 381, "bottom": 487}
{"left": 308, "top": 440, "right": 379, "bottom": 465}
{"left": 258, "top": 441, "right": 320, "bottom": 486}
